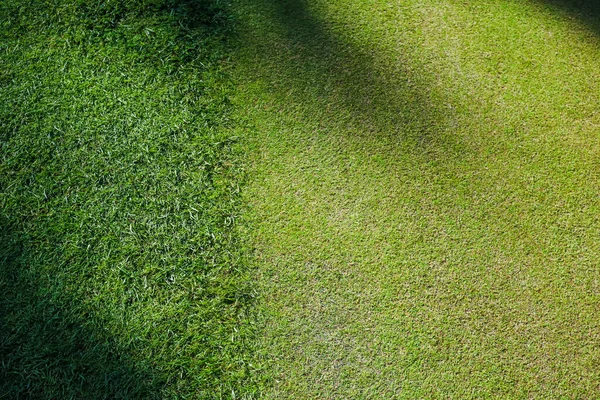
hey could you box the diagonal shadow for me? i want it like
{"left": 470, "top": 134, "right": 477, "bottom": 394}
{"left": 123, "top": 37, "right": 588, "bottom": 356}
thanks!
{"left": 240, "top": 0, "right": 463, "bottom": 157}
{"left": 538, "top": 0, "right": 600, "bottom": 34}
{"left": 0, "top": 224, "right": 162, "bottom": 399}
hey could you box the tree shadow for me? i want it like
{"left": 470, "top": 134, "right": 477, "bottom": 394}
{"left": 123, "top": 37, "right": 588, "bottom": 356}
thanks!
{"left": 0, "top": 0, "right": 250, "bottom": 398}
{"left": 538, "top": 0, "right": 600, "bottom": 33}
{"left": 240, "top": 0, "right": 463, "bottom": 157}
{"left": 0, "top": 224, "right": 162, "bottom": 399}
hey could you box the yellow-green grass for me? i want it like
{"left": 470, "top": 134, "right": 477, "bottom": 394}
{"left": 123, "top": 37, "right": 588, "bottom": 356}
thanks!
{"left": 233, "top": 0, "right": 600, "bottom": 397}
{"left": 0, "top": 1, "right": 258, "bottom": 398}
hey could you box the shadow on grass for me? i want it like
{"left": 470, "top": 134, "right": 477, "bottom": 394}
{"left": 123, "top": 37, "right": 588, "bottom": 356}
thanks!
{"left": 242, "top": 0, "right": 461, "bottom": 155}
{"left": 539, "top": 0, "right": 600, "bottom": 33}
{"left": 0, "top": 224, "right": 161, "bottom": 398}
{"left": 0, "top": 0, "right": 250, "bottom": 398}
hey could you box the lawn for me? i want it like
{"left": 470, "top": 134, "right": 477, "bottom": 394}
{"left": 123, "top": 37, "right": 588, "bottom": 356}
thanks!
{"left": 233, "top": 0, "right": 600, "bottom": 397}
{"left": 2, "top": 0, "right": 600, "bottom": 398}
{"left": 0, "top": 0, "right": 257, "bottom": 398}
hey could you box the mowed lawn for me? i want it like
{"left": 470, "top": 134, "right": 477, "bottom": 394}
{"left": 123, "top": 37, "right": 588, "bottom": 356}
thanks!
{"left": 234, "top": 0, "right": 600, "bottom": 397}
{"left": 2, "top": 0, "right": 600, "bottom": 398}
{"left": 1, "top": 1, "right": 257, "bottom": 398}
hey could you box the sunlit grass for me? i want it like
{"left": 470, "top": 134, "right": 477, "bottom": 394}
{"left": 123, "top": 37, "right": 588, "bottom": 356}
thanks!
{"left": 234, "top": 0, "right": 600, "bottom": 397}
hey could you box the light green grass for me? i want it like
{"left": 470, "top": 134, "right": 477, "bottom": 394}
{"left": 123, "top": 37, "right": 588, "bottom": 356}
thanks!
{"left": 233, "top": 0, "right": 600, "bottom": 397}
{"left": 0, "top": 1, "right": 258, "bottom": 398}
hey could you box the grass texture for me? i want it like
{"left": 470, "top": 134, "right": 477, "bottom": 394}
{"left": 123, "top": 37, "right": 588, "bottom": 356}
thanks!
{"left": 3, "top": 0, "right": 600, "bottom": 398}
{"left": 233, "top": 0, "right": 600, "bottom": 397}
{"left": 0, "top": 0, "right": 257, "bottom": 398}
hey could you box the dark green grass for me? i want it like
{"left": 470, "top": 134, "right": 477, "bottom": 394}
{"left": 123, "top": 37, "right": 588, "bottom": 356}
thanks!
{"left": 1, "top": 0, "right": 257, "bottom": 398}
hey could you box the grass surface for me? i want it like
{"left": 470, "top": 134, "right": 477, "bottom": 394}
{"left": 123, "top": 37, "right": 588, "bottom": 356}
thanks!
{"left": 0, "top": 0, "right": 258, "bottom": 398}
{"left": 3, "top": 0, "right": 600, "bottom": 398}
{"left": 232, "top": 0, "right": 600, "bottom": 397}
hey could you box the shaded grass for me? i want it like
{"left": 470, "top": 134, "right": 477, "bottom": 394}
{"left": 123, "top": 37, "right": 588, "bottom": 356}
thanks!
{"left": 236, "top": 0, "right": 465, "bottom": 159}
{"left": 1, "top": 0, "right": 258, "bottom": 398}
{"left": 233, "top": 0, "right": 600, "bottom": 397}
{"left": 539, "top": 0, "right": 600, "bottom": 33}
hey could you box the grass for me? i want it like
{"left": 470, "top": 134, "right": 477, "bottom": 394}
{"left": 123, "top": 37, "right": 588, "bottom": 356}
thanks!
{"left": 3, "top": 0, "right": 600, "bottom": 398}
{"left": 0, "top": 0, "right": 258, "bottom": 398}
{"left": 232, "top": 0, "right": 600, "bottom": 397}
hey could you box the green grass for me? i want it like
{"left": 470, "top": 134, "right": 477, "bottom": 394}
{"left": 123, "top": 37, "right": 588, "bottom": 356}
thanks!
{"left": 0, "top": 0, "right": 258, "bottom": 398}
{"left": 3, "top": 0, "right": 600, "bottom": 398}
{"left": 232, "top": 0, "right": 600, "bottom": 397}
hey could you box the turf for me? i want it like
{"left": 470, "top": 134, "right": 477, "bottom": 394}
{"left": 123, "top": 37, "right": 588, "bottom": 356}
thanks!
{"left": 232, "top": 0, "right": 600, "bottom": 397}
{"left": 3, "top": 0, "right": 600, "bottom": 398}
{"left": 0, "top": 0, "right": 258, "bottom": 398}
